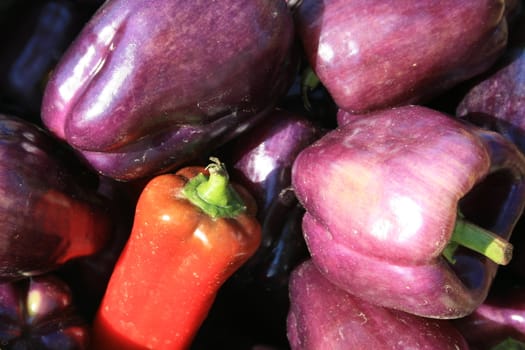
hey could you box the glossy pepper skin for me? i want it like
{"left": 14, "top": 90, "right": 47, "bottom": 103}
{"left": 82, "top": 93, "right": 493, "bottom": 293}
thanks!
{"left": 453, "top": 281, "right": 525, "bottom": 349}
{"left": 456, "top": 14, "right": 525, "bottom": 148}
{"left": 0, "top": 274, "right": 89, "bottom": 350}
{"left": 0, "top": 113, "right": 112, "bottom": 282}
{"left": 287, "top": 259, "right": 469, "bottom": 350}
{"left": 292, "top": 105, "right": 525, "bottom": 319}
{"left": 294, "top": 0, "right": 508, "bottom": 114}
{"left": 222, "top": 109, "right": 322, "bottom": 289}
{"left": 194, "top": 110, "right": 321, "bottom": 349}
{"left": 91, "top": 159, "right": 261, "bottom": 349}
{"left": 41, "top": 0, "right": 297, "bottom": 181}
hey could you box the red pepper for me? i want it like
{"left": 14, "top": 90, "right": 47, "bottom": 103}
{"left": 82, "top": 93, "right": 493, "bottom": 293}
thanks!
{"left": 91, "top": 158, "right": 261, "bottom": 349}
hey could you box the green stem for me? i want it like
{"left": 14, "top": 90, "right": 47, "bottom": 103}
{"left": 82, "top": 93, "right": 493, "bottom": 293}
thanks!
{"left": 443, "top": 213, "right": 513, "bottom": 266}
{"left": 301, "top": 66, "right": 320, "bottom": 111}
{"left": 182, "top": 157, "right": 246, "bottom": 218}
{"left": 490, "top": 338, "right": 525, "bottom": 350}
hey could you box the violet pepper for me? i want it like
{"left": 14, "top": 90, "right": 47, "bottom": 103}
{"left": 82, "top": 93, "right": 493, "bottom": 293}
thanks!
{"left": 41, "top": 0, "right": 297, "bottom": 181}
{"left": 292, "top": 105, "right": 525, "bottom": 319}
{"left": 294, "top": 0, "right": 508, "bottom": 114}
{"left": 221, "top": 109, "right": 322, "bottom": 289}
{"left": 454, "top": 14, "right": 525, "bottom": 281}
{"left": 0, "top": 113, "right": 113, "bottom": 282}
{"left": 453, "top": 281, "right": 525, "bottom": 349}
{"left": 456, "top": 13, "right": 525, "bottom": 153}
{"left": 287, "top": 259, "right": 469, "bottom": 350}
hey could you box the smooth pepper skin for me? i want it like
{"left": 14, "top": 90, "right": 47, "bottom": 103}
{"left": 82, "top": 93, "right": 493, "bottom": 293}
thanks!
{"left": 292, "top": 105, "right": 525, "bottom": 319}
{"left": 41, "top": 0, "right": 297, "bottom": 181}
{"left": 287, "top": 260, "right": 469, "bottom": 350}
{"left": 91, "top": 164, "right": 261, "bottom": 349}
{"left": 456, "top": 15, "right": 525, "bottom": 148}
{"left": 196, "top": 110, "right": 321, "bottom": 349}
{"left": 222, "top": 109, "right": 322, "bottom": 289}
{"left": 294, "top": 0, "right": 508, "bottom": 114}
{"left": 453, "top": 282, "right": 525, "bottom": 349}
{"left": 0, "top": 113, "right": 112, "bottom": 282}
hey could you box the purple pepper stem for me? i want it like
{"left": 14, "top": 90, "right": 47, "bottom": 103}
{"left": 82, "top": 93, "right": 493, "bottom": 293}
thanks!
{"left": 443, "top": 212, "right": 513, "bottom": 266}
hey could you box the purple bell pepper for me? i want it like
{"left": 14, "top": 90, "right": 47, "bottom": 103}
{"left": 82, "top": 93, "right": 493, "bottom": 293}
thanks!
{"left": 454, "top": 282, "right": 525, "bottom": 349}
{"left": 41, "top": 0, "right": 298, "bottom": 180}
{"left": 221, "top": 109, "right": 323, "bottom": 288}
{"left": 0, "top": 113, "right": 112, "bottom": 282}
{"left": 294, "top": 0, "right": 508, "bottom": 114}
{"left": 456, "top": 13, "right": 525, "bottom": 150}
{"left": 292, "top": 105, "right": 525, "bottom": 318}
{"left": 287, "top": 259, "right": 469, "bottom": 350}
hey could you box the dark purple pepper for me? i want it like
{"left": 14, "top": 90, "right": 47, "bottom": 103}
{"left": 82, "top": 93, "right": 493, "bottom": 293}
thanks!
{"left": 0, "top": 113, "right": 112, "bottom": 282}
{"left": 41, "top": 0, "right": 298, "bottom": 180}
{"left": 295, "top": 0, "right": 508, "bottom": 114}
{"left": 453, "top": 282, "right": 525, "bottom": 349}
{"left": 0, "top": 274, "right": 89, "bottom": 350}
{"left": 456, "top": 14, "right": 525, "bottom": 147}
{"left": 287, "top": 259, "right": 469, "bottom": 350}
{"left": 221, "top": 109, "right": 323, "bottom": 289}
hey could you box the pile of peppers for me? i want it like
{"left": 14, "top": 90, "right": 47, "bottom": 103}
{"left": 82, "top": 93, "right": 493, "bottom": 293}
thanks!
{"left": 1, "top": 0, "right": 525, "bottom": 349}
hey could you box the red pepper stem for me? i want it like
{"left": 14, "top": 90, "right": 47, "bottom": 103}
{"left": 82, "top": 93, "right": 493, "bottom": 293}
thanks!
{"left": 445, "top": 215, "right": 513, "bottom": 266}
{"left": 182, "top": 157, "right": 246, "bottom": 218}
